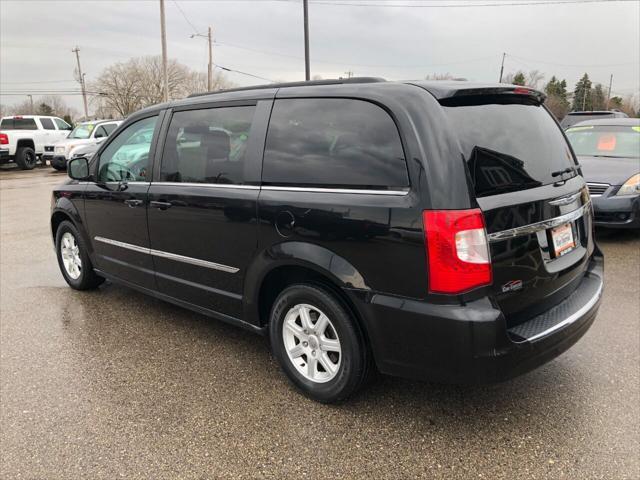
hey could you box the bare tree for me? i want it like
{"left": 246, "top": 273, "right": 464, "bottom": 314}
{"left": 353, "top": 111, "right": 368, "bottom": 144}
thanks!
{"left": 545, "top": 95, "right": 570, "bottom": 120}
{"left": 526, "top": 70, "right": 545, "bottom": 89}
{"left": 91, "top": 56, "right": 234, "bottom": 117}
{"left": 91, "top": 60, "right": 145, "bottom": 117}
{"left": 183, "top": 70, "right": 232, "bottom": 96}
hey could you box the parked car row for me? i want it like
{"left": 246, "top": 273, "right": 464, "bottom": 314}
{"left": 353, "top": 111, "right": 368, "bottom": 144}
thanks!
{"left": 0, "top": 115, "right": 121, "bottom": 170}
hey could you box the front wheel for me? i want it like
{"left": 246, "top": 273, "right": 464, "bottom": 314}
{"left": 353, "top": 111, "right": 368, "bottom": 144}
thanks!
{"left": 15, "top": 147, "right": 37, "bottom": 170}
{"left": 55, "top": 221, "right": 104, "bottom": 290}
{"left": 269, "top": 284, "right": 370, "bottom": 403}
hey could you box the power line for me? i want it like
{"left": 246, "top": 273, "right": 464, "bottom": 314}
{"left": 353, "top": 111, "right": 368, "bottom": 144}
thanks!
{"left": 300, "top": 0, "right": 636, "bottom": 7}
{"left": 214, "top": 41, "right": 496, "bottom": 68}
{"left": 172, "top": 0, "right": 200, "bottom": 34}
{"left": 508, "top": 53, "right": 639, "bottom": 68}
{"left": 214, "top": 64, "right": 274, "bottom": 82}
{"left": 0, "top": 80, "right": 77, "bottom": 85}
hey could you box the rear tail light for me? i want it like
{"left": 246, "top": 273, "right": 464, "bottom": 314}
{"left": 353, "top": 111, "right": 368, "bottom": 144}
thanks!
{"left": 0, "top": 133, "right": 8, "bottom": 145}
{"left": 423, "top": 209, "right": 492, "bottom": 294}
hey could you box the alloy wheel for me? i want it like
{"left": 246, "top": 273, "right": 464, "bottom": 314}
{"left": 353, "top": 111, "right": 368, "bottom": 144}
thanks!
{"left": 60, "top": 232, "right": 82, "bottom": 280}
{"left": 282, "top": 303, "right": 342, "bottom": 383}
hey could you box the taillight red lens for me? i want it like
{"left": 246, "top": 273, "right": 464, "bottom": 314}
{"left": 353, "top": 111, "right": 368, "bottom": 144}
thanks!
{"left": 423, "top": 209, "right": 492, "bottom": 294}
{"left": 0, "top": 133, "right": 8, "bottom": 145}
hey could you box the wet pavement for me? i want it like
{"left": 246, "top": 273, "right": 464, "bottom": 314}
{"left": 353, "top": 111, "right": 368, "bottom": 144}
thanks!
{"left": 1, "top": 166, "right": 639, "bottom": 479}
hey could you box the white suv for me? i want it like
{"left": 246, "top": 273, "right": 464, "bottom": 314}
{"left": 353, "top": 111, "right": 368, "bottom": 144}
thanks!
{"left": 51, "top": 120, "right": 121, "bottom": 170}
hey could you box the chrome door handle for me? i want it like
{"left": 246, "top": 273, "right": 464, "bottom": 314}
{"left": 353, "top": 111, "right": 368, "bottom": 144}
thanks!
{"left": 150, "top": 200, "right": 172, "bottom": 210}
{"left": 124, "top": 199, "right": 144, "bottom": 208}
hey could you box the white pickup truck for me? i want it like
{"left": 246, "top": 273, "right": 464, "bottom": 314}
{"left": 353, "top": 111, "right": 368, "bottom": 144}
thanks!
{"left": 0, "top": 115, "right": 73, "bottom": 169}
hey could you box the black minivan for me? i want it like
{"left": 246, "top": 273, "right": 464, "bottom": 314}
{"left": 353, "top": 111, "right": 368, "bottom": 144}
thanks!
{"left": 51, "top": 78, "right": 604, "bottom": 403}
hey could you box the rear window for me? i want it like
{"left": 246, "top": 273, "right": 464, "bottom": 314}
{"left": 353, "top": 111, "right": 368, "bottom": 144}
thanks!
{"left": 263, "top": 98, "right": 409, "bottom": 189}
{"left": 0, "top": 118, "right": 38, "bottom": 130}
{"left": 444, "top": 101, "right": 575, "bottom": 197}
{"left": 566, "top": 125, "right": 640, "bottom": 158}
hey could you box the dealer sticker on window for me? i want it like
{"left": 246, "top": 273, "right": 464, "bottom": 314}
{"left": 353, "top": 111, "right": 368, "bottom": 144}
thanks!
{"left": 551, "top": 223, "right": 576, "bottom": 257}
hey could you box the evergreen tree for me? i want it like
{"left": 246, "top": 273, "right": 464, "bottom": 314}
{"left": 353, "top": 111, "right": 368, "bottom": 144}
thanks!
{"left": 572, "top": 73, "right": 592, "bottom": 111}
{"left": 37, "top": 103, "right": 53, "bottom": 115}
{"left": 544, "top": 76, "right": 570, "bottom": 119}
{"left": 609, "top": 96, "right": 623, "bottom": 109}
{"left": 592, "top": 84, "right": 606, "bottom": 110}
{"left": 512, "top": 72, "right": 526, "bottom": 86}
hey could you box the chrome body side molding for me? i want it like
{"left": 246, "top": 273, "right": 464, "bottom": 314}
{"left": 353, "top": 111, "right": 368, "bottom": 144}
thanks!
{"left": 94, "top": 236, "right": 239, "bottom": 273}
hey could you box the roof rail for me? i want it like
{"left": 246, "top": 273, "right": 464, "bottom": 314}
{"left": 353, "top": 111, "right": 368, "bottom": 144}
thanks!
{"left": 187, "top": 77, "right": 386, "bottom": 99}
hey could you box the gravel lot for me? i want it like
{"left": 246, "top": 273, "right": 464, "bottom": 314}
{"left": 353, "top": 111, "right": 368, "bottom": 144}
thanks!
{"left": 1, "top": 167, "right": 639, "bottom": 479}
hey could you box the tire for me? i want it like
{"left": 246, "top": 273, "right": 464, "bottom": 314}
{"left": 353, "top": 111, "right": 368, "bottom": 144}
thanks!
{"left": 52, "top": 164, "right": 66, "bottom": 172}
{"left": 269, "top": 283, "right": 370, "bottom": 403}
{"left": 55, "top": 220, "right": 104, "bottom": 290}
{"left": 14, "top": 147, "right": 37, "bottom": 170}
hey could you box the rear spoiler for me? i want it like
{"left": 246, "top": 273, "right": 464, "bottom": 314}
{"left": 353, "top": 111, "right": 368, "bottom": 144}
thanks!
{"left": 440, "top": 86, "right": 546, "bottom": 106}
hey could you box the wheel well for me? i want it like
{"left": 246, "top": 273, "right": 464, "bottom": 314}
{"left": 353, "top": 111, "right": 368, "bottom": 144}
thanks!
{"left": 257, "top": 265, "right": 367, "bottom": 335}
{"left": 51, "top": 211, "right": 71, "bottom": 239}
{"left": 16, "top": 139, "right": 35, "bottom": 151}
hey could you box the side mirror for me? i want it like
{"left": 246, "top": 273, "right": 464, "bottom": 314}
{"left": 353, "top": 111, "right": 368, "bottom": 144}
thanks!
{"left": 68, "top": 157, "right": 90, "bottom": 181}
{"left": 96, "top": 136, "right": 106, "bottom": 143}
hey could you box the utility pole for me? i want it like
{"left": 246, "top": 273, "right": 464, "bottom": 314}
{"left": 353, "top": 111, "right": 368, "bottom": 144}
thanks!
{"left": 159, "top": 0, "right": 169, "bottom": 102}
{"left": 191, "top": 26, "right": 214, "bottom": 91}
{"left": 208, "top": 26, "right": 213, "bottom": 91}
{"left": 606, "top": 73, "right": 613, "bottom": 109}
{"left": 303, "top": 0, "right": 310, "bottom": 81}
{"left": 344, "top": 71, "right": 354, "bottom": 79}
{"left": 27, "top": 95, "right": 34, "bottom": 114}
{"left": 582, "top": 87, "right": 588, "bottom": 111}
{"left": 499, "top": 52, "right": 506, "bottom": 83}
{"left": 72, "top": 46, "right": 89, "bottom": 119}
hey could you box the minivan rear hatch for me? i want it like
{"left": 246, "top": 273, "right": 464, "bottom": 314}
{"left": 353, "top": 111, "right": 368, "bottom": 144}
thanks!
{"left": 440, "top": 88, "right": 595, "bottom": 326}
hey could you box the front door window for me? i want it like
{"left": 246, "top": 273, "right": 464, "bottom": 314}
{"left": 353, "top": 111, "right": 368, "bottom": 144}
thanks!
{"left": 97, "top": 116, "right": 157, "bottom": 182}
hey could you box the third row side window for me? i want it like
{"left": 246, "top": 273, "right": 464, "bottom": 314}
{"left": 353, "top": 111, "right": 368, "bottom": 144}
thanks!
{"left": 262, "top": 98, "right": 409, "bottom": 189}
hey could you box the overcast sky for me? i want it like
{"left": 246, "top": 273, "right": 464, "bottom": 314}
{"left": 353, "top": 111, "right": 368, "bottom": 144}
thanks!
{"left": 1, "top": 0, "right": 639, "bottom": 114}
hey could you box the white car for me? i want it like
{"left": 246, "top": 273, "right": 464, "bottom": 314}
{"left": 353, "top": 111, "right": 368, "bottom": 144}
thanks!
{"left": 0, "top": 115, "right": 72, "bottom": 169}
{"left": 51, "top": 119, "right": 122, "bottom": 170}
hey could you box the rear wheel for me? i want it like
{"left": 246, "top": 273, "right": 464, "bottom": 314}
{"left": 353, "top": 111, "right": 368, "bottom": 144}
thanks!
{"left": 15, "top": 147, "right": 37, "bottom": 170}
{"left": 269, "top": 284, "right": 369, "bottom": 403}
{"left": 55, "top": 221, "right": 104, "bottom": 290}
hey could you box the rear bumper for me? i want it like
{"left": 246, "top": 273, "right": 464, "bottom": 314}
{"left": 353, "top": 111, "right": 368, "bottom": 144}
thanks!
{"left": 357, "top": 254, "right": 604, "bottom": 383}
{"left": 592, "top": 194, "right": 640, "bottom": 229}
{"left": 0, "top": 149, "right": 11, "bottom": 164}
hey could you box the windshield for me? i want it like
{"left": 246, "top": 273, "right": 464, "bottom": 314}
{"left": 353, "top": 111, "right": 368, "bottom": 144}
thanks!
{"left": 566, "top": 125, "right": 640, "bottom": 158}
{"left": 444, "top": 100, "right": 576, "bottom": 197}
{"left": 68, "top": 124, "right": 95, "bottom": 139}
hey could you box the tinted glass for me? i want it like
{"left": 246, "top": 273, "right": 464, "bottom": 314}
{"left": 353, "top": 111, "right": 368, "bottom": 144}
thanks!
{"left": 94, "top": 126, "right": 107, "bottom": 138}
{"left": 566, "top": 125, "right": 640, "bottom": 158}
{"left": 263, "top": 98, "right": 408, "bottom": 188}
{"left": 54, "top": 118, "right": 72, "bottom": 130}
{"left": 40, "top": 118, "right": 55, "bottom": 130}
{"left": 103, "top": 123, "right": 118, "bottom": 135}
{"left": 444, "top": 101, "right": 575, "bottom": 197}
{"left": 97, "top": 116, "right": 157, "bottom": 182}
{"left": 161, "top": 106, "right": 256, "bottom": 185}
{"left": 0, "top": 118, "right": 37, "bottom": 130}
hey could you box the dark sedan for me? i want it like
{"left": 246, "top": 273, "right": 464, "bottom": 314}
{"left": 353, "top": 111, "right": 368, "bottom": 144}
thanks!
{"left": 566, "top": 118, "right": 640, "bottom": 229}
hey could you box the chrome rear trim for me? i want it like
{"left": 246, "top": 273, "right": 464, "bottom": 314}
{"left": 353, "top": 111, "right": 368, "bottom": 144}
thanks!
{"left": 525, "top": 279, "right": 603, "bottom": 342}
{"left": 487, "top": 201, "right": 591, "bottom": 243}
